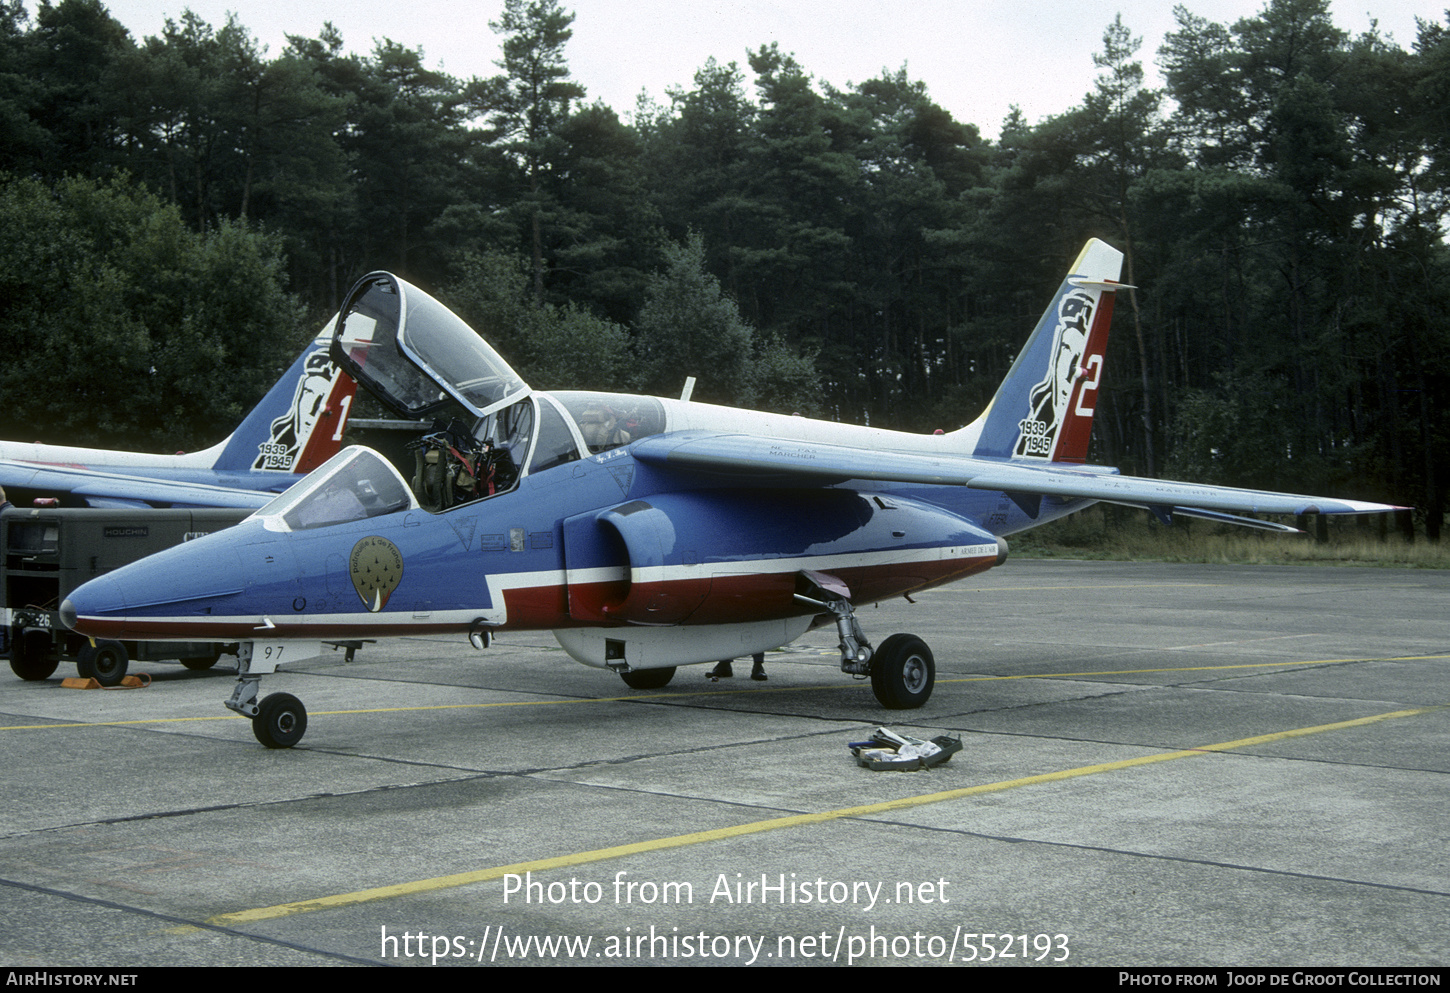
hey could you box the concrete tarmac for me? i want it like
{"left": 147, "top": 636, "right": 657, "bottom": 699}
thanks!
{"left": 2, "top": 559, "right": 1447, "bottom": 968}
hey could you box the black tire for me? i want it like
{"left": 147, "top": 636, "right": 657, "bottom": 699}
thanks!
{"left": 253, "top": 692, "right": 307, "bottom": 749}
{"left": 9, "top": 630, "right": 59, "bottom": 681}
{"left": 619, "top": 666, "right": 676, "bottom": 690}
{"left": 75, "top": 641, "right": 128, "bottom": 687}
{"left": 870, "top": 634, "right": 935, "bottom": 710}
{"left": 180, "top": 653, "right": 220, "bottom": 671}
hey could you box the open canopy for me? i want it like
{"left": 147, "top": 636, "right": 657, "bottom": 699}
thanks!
{"left": 329, "top": 272, "right": 530, "bottom": 421}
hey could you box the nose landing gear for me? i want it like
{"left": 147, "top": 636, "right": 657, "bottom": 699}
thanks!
{"left": 224, "top": 641, "right": 325, "bottom": 748}
{"left": 252, "top": 692, "right": 308, "bottom": 749}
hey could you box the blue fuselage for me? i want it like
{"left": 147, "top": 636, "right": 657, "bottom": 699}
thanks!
{"left": 60, "top": 441, "right": 1071, "bottom": 648}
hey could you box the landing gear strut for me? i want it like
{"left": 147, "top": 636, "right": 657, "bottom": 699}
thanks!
{"left": 795, "top": 574, "right": 935, "bottom": 710}
{"left": 224, "top": 641, "right": 321, "bottom": 748}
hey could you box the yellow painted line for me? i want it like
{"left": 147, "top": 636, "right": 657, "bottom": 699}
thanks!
{"left": 923, "top": 583, "right": 1226, "bottom": 593}
{"left": 207, "top": 703, "right": 1445, "bottom": 926}
{"left": 942, "top": 659, "right": 1387, "bottom": 683}
{"left": 922, "top": 582, "right": 1427, "bottom": 595}
{"left": 6, "top": 655, "right": 1448, "bottom": 733}
{"left": 938, "top": 653, "right": 1450, "bottom": 684}
{"left": 0, "top": 715, "right": 247, "bottom": 730}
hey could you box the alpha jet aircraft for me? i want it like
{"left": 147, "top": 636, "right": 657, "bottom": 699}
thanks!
{"left": 0, "top": 326, "right": 356, "bottom": 510}
{"left": 60, "top": 240, "right": 1399, "bottom": 747}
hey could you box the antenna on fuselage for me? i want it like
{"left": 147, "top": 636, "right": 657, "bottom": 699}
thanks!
{"left": 680, "top": 377, "right": 696, "bottom": 402}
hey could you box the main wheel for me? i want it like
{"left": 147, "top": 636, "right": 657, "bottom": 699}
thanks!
{"left": 253, "top": 692, "right": 307, "bottom": 748}
{"left": 619, "top": 666, "right": 676, "bottom": 690}
{"left": 870, "top": 634, "right": 935, "bottom": 710}
{"left": 9, "top": 630, "right": 59, "bottom": 681}
{"left": 75, "top": 641, "right": 129, "bottom": 687}
{"left": 180, "top": 652, "right": 220, "bottom": 671}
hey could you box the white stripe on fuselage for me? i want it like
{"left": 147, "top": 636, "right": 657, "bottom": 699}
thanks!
{"left": 79, "top": 542, "right": 1001, "bottom": 635}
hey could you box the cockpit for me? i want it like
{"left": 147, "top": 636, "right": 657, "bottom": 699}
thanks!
{"left": 404, "top": 391, "right": 667, "bottom": 512}
{"left": 310, "top": 271, "right": 669, "bottom": 519}
{"left": 259, "top": 446, "right": 415, "bottom": 531}
{"left": 262, "top": 387, "right": 674, "bottom": 529}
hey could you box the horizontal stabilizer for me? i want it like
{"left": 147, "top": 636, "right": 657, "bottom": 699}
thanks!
{"left": 1069, "top": 278, "right": 1136, "bottom": 291}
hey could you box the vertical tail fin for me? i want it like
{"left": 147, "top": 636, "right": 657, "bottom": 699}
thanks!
{"left": 965, "top": 239, "right": 1125, "bottom": 463}
{"left": 213, "top": 323, "right": 357, "bottom": 474}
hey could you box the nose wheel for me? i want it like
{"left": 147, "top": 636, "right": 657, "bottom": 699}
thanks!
{"left": 76, "top": 640, "right": 129, "bottom": 686}
{"left": 223, "top": 641, "right": 328, "bottom": 748}
{"left": 252, "top": 692, "right": 308, "bottom": 749}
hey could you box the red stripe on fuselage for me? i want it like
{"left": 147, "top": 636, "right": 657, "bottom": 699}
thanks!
{"left": 515, "top": 550, "right": 1002, "bottom": 628}
{"left": 69, "top": 551, "right": 1002, "bottom": 642}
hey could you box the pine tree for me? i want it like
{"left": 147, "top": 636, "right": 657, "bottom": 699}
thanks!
{"left": 488, "top": 0, "right": 586, "bottom": 304}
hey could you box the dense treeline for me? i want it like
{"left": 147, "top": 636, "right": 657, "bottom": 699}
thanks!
{"left": 1, "top": 0, "right": 1446, "bottom": 533}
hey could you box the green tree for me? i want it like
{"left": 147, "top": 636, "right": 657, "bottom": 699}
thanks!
{"left": 487, "top": 0, "right": 587, "bottom": 304}
{"left": 122, "top": 13, "right": 349, "bottom": 240}
{"left": 640, "top": 58, "right": 757, "bottom": 298}
{"left": 1071, "top": 15, "right": 1170, "bottom": 473}
{"left": 834, "top": 67, "right": 986, "bottom": 424}
{"left": 634, "top": 231, "right": 817, "bottom": 410}
{"left": 21, "top": 0, "right": 136, "bottom": 179}
{"left": 0, "top": 0, "right": 49, "bottom": 172}
{"left": 444, "top": 249, "right": 633, "bottom": 391}
{"left": 543, "top": 101, "right": 661, "bottom": 322}
{"left": 0, "top": 173, "right": 306, "bottom": 450}
{"left": 351, "top": 39, "right": 480, "bottom": 280}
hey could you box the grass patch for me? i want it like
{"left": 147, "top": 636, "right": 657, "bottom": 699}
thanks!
{"left": 1010, "top": 505, "right": 1450, "bottom": 568}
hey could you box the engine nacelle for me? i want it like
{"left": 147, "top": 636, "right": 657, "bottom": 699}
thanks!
{"left": 561, "top": 489, "right": 1003, "bottom": 628}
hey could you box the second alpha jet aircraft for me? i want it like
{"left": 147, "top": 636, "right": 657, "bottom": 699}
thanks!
{"left": 0, "top": 326, "right": 356, "bottom": 509}
{"left": 60, "top": 240, "right": 1399, "bottom": 747}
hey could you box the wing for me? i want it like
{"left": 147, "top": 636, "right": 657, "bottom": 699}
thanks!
{"left": 0, "top": 460, "right": 276, "bottom": 510}
{"left": 631, "top": 433, "right": 1401, "bottom": 527}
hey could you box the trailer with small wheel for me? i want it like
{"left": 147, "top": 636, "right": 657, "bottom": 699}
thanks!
{"left": 2, "top": 506, "right": 251, "bottom": 685}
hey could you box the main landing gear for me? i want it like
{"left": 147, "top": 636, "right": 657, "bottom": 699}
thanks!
{"left": 795, "top": 577, "right": 935, "bottom": 710}
{"left": 619, "top": 666, "right": 676, "bottom": 690}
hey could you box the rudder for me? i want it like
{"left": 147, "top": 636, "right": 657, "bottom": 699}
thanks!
{"left": 213, "top": 324, "right": 357, "bottom": 474}
{"left": 967, "top": 239, "right": 1124, "bottom": 463}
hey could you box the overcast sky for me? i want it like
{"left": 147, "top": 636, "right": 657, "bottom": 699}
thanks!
{"left": 95, "top": 0, "right": 1445, "bottom": 139}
